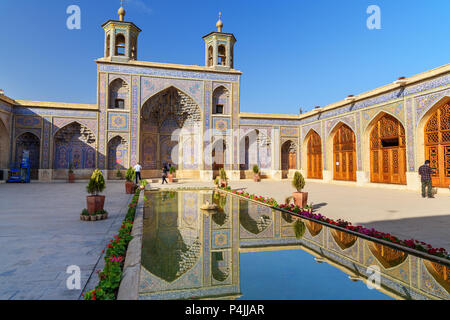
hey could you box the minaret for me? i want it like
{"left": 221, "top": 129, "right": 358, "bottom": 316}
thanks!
{"left": 101, "top": 1, "right": 142, "bottom": 62}
{"left": 203, "top": 12, "right": 236, "bottom": 69}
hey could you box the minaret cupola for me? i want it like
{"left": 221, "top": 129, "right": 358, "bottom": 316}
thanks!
{"left": 203, "top": 13, "right": 236, "bottom": 69}
{"left": 102, "top": 1, "right": 142, "bottom": 62}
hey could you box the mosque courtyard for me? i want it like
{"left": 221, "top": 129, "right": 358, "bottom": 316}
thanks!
{"left": 0, "top": 180, "right": 449, "bottom": 300}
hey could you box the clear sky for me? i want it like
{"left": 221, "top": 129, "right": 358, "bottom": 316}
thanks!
{"left": 1, "top": 0, "right": 449, "bottom": 114}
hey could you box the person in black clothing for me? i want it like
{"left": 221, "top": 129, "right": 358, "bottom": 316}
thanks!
{"left": 162, "top": 164, "right": 168, "bottom": 184}
{"left": 418, "top": 160, "right": 435, "bottom": 198}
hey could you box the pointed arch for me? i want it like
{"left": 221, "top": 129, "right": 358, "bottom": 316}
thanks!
{"left": 304, "top": 129, "right": 323, "bottom": 179}
{"left": 366, "top": 112, "right": 407, "bottom": 185}
{"left": 329, "top": 122, "right": 356, "bottom": 181}
{"left": 53, "top": 122, "right": 96, "bottom": 170}
{"left": 109, "top": 78, "right": 129, "bottom": 109}
{"left": 281, "top": 139, "right": 297, "bottom": 179}
{"left": 15, "top": 132, "right": 40, "bottom": 180}
{"left": 212, "top": 85, "right": 230, "bottom": 115}
{"left": 418, "top": 97, "right": 450, "bottom": 188}
{"left": 140, "top": 86, "right": 202, "bottom": 172}
{"left": 107, "top": 135, "right": 129, "bottom": 171}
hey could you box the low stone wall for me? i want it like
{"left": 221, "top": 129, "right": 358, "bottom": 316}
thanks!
{"left": 117, "top": 189, "right": 144, "bottom": 300}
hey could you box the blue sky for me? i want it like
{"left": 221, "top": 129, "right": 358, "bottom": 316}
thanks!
{"left": 1, "top": 0, "right": 449, "bottom": 114}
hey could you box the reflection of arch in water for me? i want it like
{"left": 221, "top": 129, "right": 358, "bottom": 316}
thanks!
{"left": 141, "top": 192, "right": 201, "bottom": 283}
{"left": 305, "top": 220, "right": 322, "bottom": 237}
{"left": 239, "top": 200, "right": 272, "bottom": 235}
{"left": 368, "top": 242, "right": 408, "bottom": 269}
{"left": 330, "top": 229, "right": 357, "bottom": 250}
{"left": 423, "top": 260, "right": 450, "bottom": 294}
{"left": 212, "top": 251, "right": 230, "bottom": 282}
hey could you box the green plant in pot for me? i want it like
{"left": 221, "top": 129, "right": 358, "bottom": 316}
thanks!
{"left": 219, "top": 168, "right": 228, "bottom": 187}
{"left": 68, "top": 163, "right": 75, "bottom": 183}
{"left": 292, "top": 171, "right": 308, "bottom": 208}
{"left": 125, "top": 167, "right": 135, "bottom": 194}
{"left": 80, "top": 208, "right": 90, "bottom": 221}
{"left": 214, "top": 177, "right": 220, "bottom": 187}
{"left": 86, "top": 169, "right": 106, "bottom": 215}
{"left": 253, "top": 164, "right": 261, "bottom": 182}
{"left": 168, "top": 165, "right": 176, "bottom": 183}
{"left": 139, "top": 179, "right": 148, "bottom": 190}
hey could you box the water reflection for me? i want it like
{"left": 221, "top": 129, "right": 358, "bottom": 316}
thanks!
{"left": 139, "top": 190, "right": 450, "bottom": 300}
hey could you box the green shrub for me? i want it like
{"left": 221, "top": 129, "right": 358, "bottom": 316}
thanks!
{"left": 252, "top": 164, "right": 260, "bottom": 174}
{"left": 140, "top": 179, "right": 148, "bottom": 188}
{"left": 86, "top": 169, "right": 106, "bottom": 196}
{"left": 116, "top": 169, "right": 123, "bottom": 179}
{"left": 214, "top": 177, "right": 220, "bottom": 185}
{"left": 68, "top": 162, "right": 74, "bottom": 174}
{"left": 292, "top": 171, "right": 305, "bottom": 192}
{"left": 125, "top": 167, "right": 135, "bottom": 183}
{"left": 169, "top": 166, "right": 176, "bottom": 174}
{"left": 81, "top": 208, "right": 89, "bottom": 216}
{"left": 219, "top": 168, "right": 227, "bottom": 181}
{"left": 293, "top": 220, "right": 306, "bottom": 239}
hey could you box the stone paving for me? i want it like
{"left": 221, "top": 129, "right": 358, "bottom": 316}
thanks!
{"left": 0, "top": 181, "right": 131, "bottom": 300}
{"left": 154, "top": 179, "right": 450, "bottom": 251}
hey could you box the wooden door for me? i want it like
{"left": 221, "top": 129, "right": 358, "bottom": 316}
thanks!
{"left": 333, "top": 124, "right": 356, "bottom": 181}
{"left": 425, "top": 103, "right": 450, "bottom": 188}
{"left": 370, "top": 114, "right": 406, "bottom": 185}
{"left": 281, "top": 140, "right": 296, "bottom": 179}
{"left": 307, "top": 131, "right": 323, "bottom": 179}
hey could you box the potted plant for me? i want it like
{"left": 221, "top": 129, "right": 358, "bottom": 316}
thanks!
{"left": 68, "top": 163, "right": 75, "bottom": 183}
{"left": 86, "top": 169, "right": 106, "bottom": 215}
{"left": 219, "top": 168, "right": 228, "bottom": 188}
{"left": 214, "top": 177, "right": 220, "bottom": 188}
{"left": 116, "top": 168, "right": 123, "bottom": 180}
{"left": 253, "top": 164, "right": 261, "bottom": 182}
{"left": 80, "top": 208, "right": 89, "bottom": 221}
{"left": 139, "top": 179, "right": 148, "bottom": 190}
{"left": 168, "top": 166, "right": 176, "bottom": 183}
{"left": 292, "top": 171, "right": 308, "bottom": 208}
{"left": 125, "top": 167, "right": 135, "bottom": 194}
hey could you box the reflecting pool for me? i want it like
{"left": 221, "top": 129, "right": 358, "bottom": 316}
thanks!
{"left": 139, "top": 190, "right": 450, "bottom": 300}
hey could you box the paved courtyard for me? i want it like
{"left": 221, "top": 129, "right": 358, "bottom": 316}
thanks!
{"left": 0, "top": 181, "right": 131, "bottom": 300}
{"left": 0, "top": 179, "right": 449, "bottom": 300}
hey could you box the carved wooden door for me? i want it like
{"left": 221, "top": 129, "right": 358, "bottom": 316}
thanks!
{"left": 425, "top": 103, "right": 450, "bottom": 188}
{"left": 307, "top": 131, "right": 323, "bottom": 179}
{"left": 333, "top": 124, "right": 356, "bottom": 181}
{"left": 370, "top": 114, "right": 406, "bottom": 185}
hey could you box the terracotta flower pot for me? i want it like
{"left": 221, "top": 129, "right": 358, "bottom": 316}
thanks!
{"left": 168, "top": 174, "right": 174, "bottom": 183}
{"left": 292, "top": 191, "right": 308, "bottom": 208}
{"left": 253, "top": 173, "right": 261, "bottom": 182}
{"left": 86, "top": 195, "right": 105, "bottom": 215}
{"left": 68, "top": 173, "right": 75, "bottom": 183}
{"left": 125, "top": 181, "right": 135, "bottom": 194}
{"left": 220, "top": 180, "right": 228, "bottom": 188}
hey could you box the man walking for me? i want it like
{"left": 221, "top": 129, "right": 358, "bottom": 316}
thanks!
{"left": 134, "top": 162, "right": 142, "bottom": 185}
{"left": 418, "top": 160, "right": 435, "bottom": 198}
{"left": 162, "top": 164, "right": 168, "bottom": 185}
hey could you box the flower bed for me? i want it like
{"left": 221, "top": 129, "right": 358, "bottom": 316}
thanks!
{"left": 220, "top": 187, "right": 450, "bottom": 261}
{"left": 83, "top": 189, "right": 141, "bottom": 300}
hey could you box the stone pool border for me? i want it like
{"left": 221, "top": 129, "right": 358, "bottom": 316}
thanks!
{"left": 117, "top": 189, "right": 145, "bottom": 300}
{"left": 217, "top": 188, "right": 450, "bottom": 268}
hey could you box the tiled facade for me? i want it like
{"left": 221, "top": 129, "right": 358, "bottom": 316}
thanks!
{"left": 1, "top": 10, "right": 449, "bottom": 191}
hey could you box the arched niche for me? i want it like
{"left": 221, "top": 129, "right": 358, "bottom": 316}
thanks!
{"left": 15, "top": 132, "right": 40, "bottom": 180}
{"left": 140, "top": 86, "right": 201, "bottom": 173}
{"left": 53, "top": 122, "right": 96, "bottom": 170}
